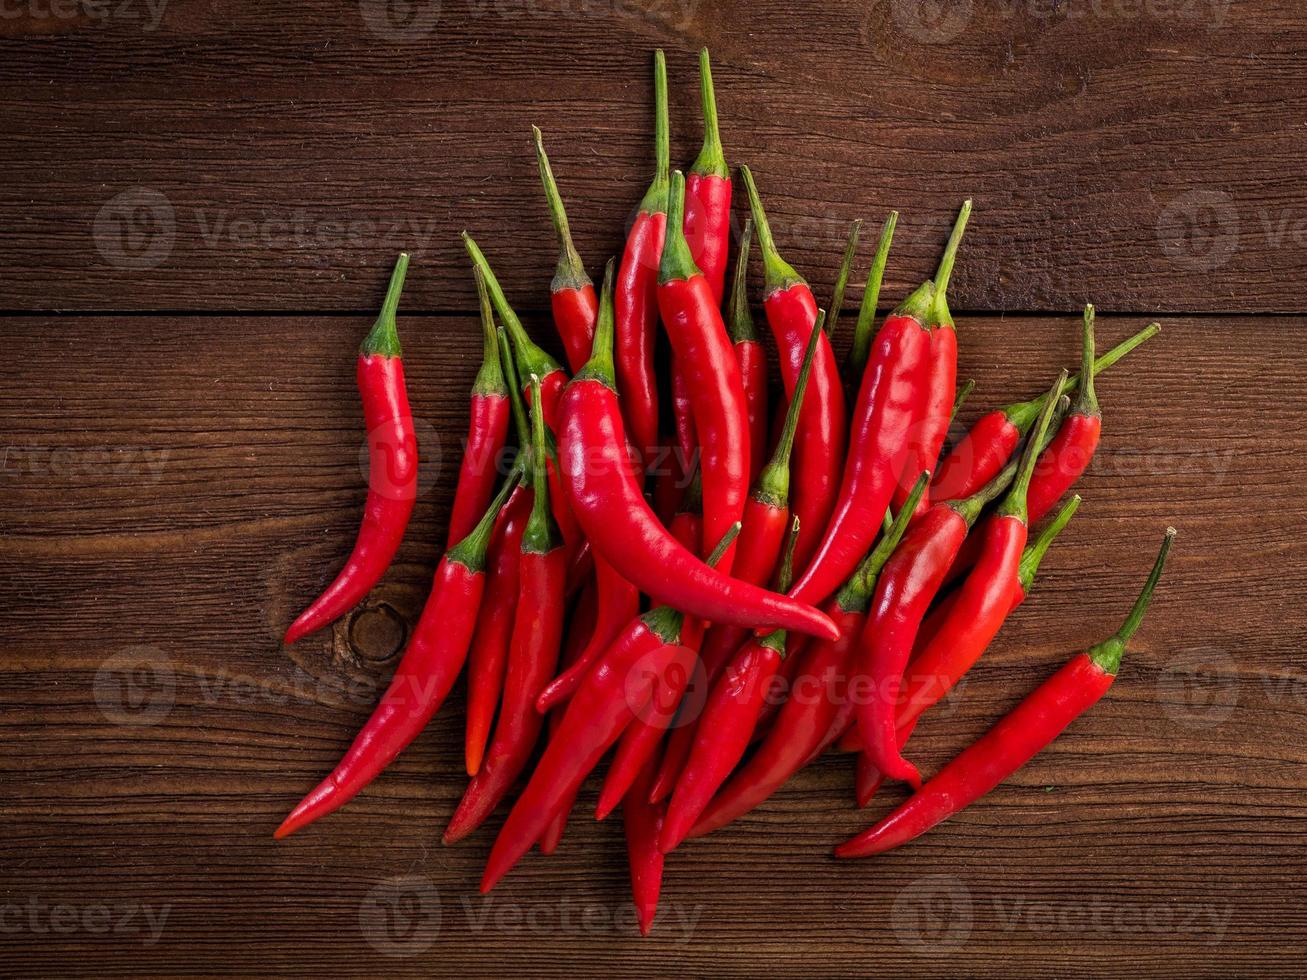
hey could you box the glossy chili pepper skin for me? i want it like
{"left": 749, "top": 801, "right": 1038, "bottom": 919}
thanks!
{"left": 479, "top": 610, "right": 683, "bottom": 891}
{"left": 275, "top": 476, "right": 517, "bottom": 839}
{"left": 658, "top": 171, "right": 749, "bottom": 572}
{"left": 566, "top": 266, "right": 836, "bottom": 640}
{"left": 615, "top": 51, "right": 670, "bottom": 468}
{"left": 1027, "top": 413, "right": 1101, "bottom": 523}
{"left": 683, "top": 49, "right": 731, "bottom": 303}
{"left": 728, "top": 220, "right": 768, "bottom": 484}
{"left": 623, "top": 757, "right": 667, "bottom": 936}
{"left": 741, "top": 168, "right": 848, "bottom": 572}
{"left": 787, "top": 288, "right": 933, "bottom": 606}
{"left": 464, "top": 485, "right": 532, "bottom": 776}
{"left": 285, "top": 256, "right": 418, "bottom": 646}
{"left": 669, "top": 355, "right": 698, "bottom": 473}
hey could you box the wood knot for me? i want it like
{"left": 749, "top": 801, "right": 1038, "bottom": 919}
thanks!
{"left": 347, "top": 601, "right": 408, "bottom": 664}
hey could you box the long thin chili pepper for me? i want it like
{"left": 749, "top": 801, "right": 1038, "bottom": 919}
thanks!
{"left": 837, "top": 528, "right": 1175, "bottom": 858}
{"left": 896, "top": 201, "right": 970, "bottom": 516}
{"left": 559, "top": 260, "right": 836, "bottom": 638}
{"left": 931, "top": 321, "right": 1159, "bottom": 501}
{"left": 727, "top": 219, "right": 768, "bottom": 483}
{"left": 859, "top": 378, "right": 1063, "bottom": 794}
{"left": 844, "top": 211, "right": 897, "bottom": 384}
{"left": 785, "top": 275, "right": 934, "bottom": 607}
{"left": 659, "top": 519, "right": 803, "bottom": 852}
{"left": 823, "top": 219, "right": 861, "bottom": 342}
{"left": 595, "top": 525, "right": 738, "bottom": 820}
{"left": 478, "top": 531, "right": 737, "bottom": 891}
{"left": 623, "top": 757, "right": 667, "bottom": 937}
{"left": 615, "top": 49, "right": 669, "bottom": 467}
{"left": 669, "top": 356, "right": 698, "bottom": 479}
{"left": 274, "top": 473, "right": 519, "bottom": 838}
{"left": 447, "top": 268, "right": 512, "bottom": 549}
{"left": 741, "top": 166, "right": 847, "bottom": 572}
{"left": 538, "top": 581, "right": 597, "bottom": 855}
{"left": 444, "top": 378, "right": 567, "bottom": 844}
{"left": 685, "top": 474, "right": 927, "bottom": 839}
{"left": 683, "top": 47, "right": 732, "bottom": 304}
{"left": 658, "top": 170, "right": 750, "bottom": 572}
{"left": 284, "top": 254, "right": 418, "bottom": 646}
{"left": 532, "top": 126, "right": 597, "bottom": 374}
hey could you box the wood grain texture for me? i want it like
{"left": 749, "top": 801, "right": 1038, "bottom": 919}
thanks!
{"left": 2, "top": 1, "right": 1307, "bottom": 312}
{"left": 1, "top": 313, "right": 1304, "bottom": 976}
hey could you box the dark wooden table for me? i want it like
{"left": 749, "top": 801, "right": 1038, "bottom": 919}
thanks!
{"left": 3, "top": 2, "right": 1306, "bottom": 975}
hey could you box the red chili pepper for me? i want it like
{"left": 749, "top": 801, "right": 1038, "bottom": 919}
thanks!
{"left": 836, "top": 528, "right": 1175, "bottom": 858}
{"left": 658, "top": 169, "right": 750, "bottom": 572}
{"left": 615, "top": 49, "right": 669, "bottom": 467}
{"left": 274, "top": 473, "right": 519, "bottom": 838}
{"left": 857, "top": 372, "right": 1065, "bottom": 789}
{"left": 538, "top": 580, "right": 598, "bottom": 855}
{"left": 559, "top": 260, "right": 836, "bottom": 638}
{"left": 683, "top": 48, "right": 731, "bottom": 304}
{"left": 894, "top": 202, "right": 971, "bottom": 516}
{"left": 532, "top": 126, "right": 597, "bottom": 374}
{"left": 284, "top": 255, "right": 418, "bottom": 646}
{"left": 669, "top": 355, "right": 698, "bottom": 477}
{"left": 623, "top": 757, "right": 667, "bottom": 937}
{"left": 931, "top": 320, "right": 1159, "bottom": 501}
{"left": 785, "top": 277, "right": 934, "bottom": 607}
{"left": 446, "top": 268, "right": 512, "bottom": 550}
{"left": 726, "top": 219, "right": 768, "bottom": 484}
{"left": 685, "top": 474, "right": 926, "bottom": 839}
{"left": 444, "top": 378, "right": 567, "bottom": 844}
{"left": 740, "top": 166, "right": 848, "bottom": 572}
{"left": 478, "top": 577, "right": 711, "bottom": 892}
{"left": 463, "top": 480, "right": 532, "bottom": 776}
{"left": 843, "top": 211, "right": 897, "bottom": 386}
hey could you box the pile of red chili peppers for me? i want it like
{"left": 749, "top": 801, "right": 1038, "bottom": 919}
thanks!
{"left": 274, "top": 49, "right": 1176, "bottom": 935}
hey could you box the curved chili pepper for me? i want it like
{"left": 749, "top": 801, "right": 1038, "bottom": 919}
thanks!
{"left": 463, "top": 480, "right": 532, "bottom": 776}
{"left": 857, "top": 380, "right": 1064, "bottom": 795}
{"left": 823, "top": 219, "right": 861, "bottom": 344}
{"left": 685, "top": 474, "right": 927, "bottom": 840}
{"left": 683, "top": 47, "right": 731, "bottom": 303}
{"left": 844, "top": 211, "right": 897, "bottom": 385}
{"left": 837, "top": 528, "right": 1175, "bottom": 858}
{"left": 478, "top": 600, "right": 692, "bottom": 891}
{"left": 931, "top": 320, "right": 1159, "bottom": 501}
{"left": 615, "top": 49, "right": 669, "bottom": 468}
{"left": 623, "top": 757, "right": 667, "bottom": 936}
{"left": 444, "top": 378, "right": 567, "bottom": 844}
{"left": 727, "top": 219, "right": 768, "bottom": 483}
{"left": 284, "top": 255, "right": 418, "bottom": 646}
{"left": 274, "top": 473, "right": 519, "bottom": 838}
{"left": 785, "top": 278, "right": 934, "bottom": 607}
{"left": 538, "top": 581, "right": 598, "bottom": 855}
{"left": 447, "top": 268, "right": 512, "bottom": 550}
{"left": 740, "top": 166, "right": 847, "bottom": 572}
{"left": 559, "top": 261, "right": 836, "bottom": 639}
{"left": 532, "top": 126, "right": 597, "bottom": 374}
{"left": 895, "top": 202, "right": 970, "bottom": 516}
{"left": 658, "top": 170, "right": 750, "bottom": 572}
{"left": 669, "top": 355, "right": 698, "bottom": 478}
{"left": 595, "top": 524, "right": 737, "bottom": 820}
{"left": 659, "top": 520, "right": 803, "bottom": 852}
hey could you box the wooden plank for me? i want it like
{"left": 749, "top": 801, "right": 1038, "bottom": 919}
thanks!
{"left": 2, "top": 2, "right": 1306, "bottom": 312}
{"left": 1, "top": 312, "right": 1303, "bottom": 975}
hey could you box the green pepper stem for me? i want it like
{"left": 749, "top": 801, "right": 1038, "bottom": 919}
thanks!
{"left": 777, "top": 517, "right": 801, "bottom": 593}
{"left": 997, "top": 369, "right": 1068, "bottom": 523}
{"left": 576, "top": 258, "right": 618, "bottom": 388}
{"left": 835, "top": 471, "right": 929, "bottom": 612}
{"left": 755, "top": 312, "right": 823, "bottom": 506}
{"left": 950, "top": 379, "right": 976, "bottom": 425}
{"left": 532, "top": 126, "right": 591, "bottom": 293}
{"left": 1088, "top": 528, "right": 1176, "bottom": 674}
{"left": 1072, "top": 304, "right": 1099, "bottom": 417}
{"left": 689, "top": 48, "right": 728, "bottom": 179}
{"left": 360, "top": 252, "right": 409, "bottom": 358}
{"left": 846, "top": 211, "right": 898, "bottom": 378}
{"left": 952, "top": 394, "right": 1068, "bottom": 526}
{"left": 637, "top": 50, "right": 671, "bottom": 215}
{"left": 447, "top": 470, "right": 522, "bottom": 572}
{"left": 726, "top": 219, "right": 757, "bottom": 344}
{"left": 660, "top": 171, "right": 701, "bottom": 284}
{"left": 522, "top": 375, "right": 561, "bottom": 554}
{"left": 705, "top": 522, "right": 741, "bottom": 567}
{"left": 824, "top": 219, "right": 862, "bottom": 339}
{"left": 463, "top": 233, "right": 561, "bottom": 382}
{"left": 740, "top": 165, "right": 805, "bottom": 295}
{"left": 933, "top": 199, "right": 971, "bottom": 300}
{"left": 473, "top": 268, "right": 507, "bottom": 398}
{"left": 645, "top": 520, "right": 741, "bottom": 643}
{"left": 1017, "top": 494, "right": 1080, "bottom": 593}
{"left": 497, "top": 327, "right": 531, "bottom": 456}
